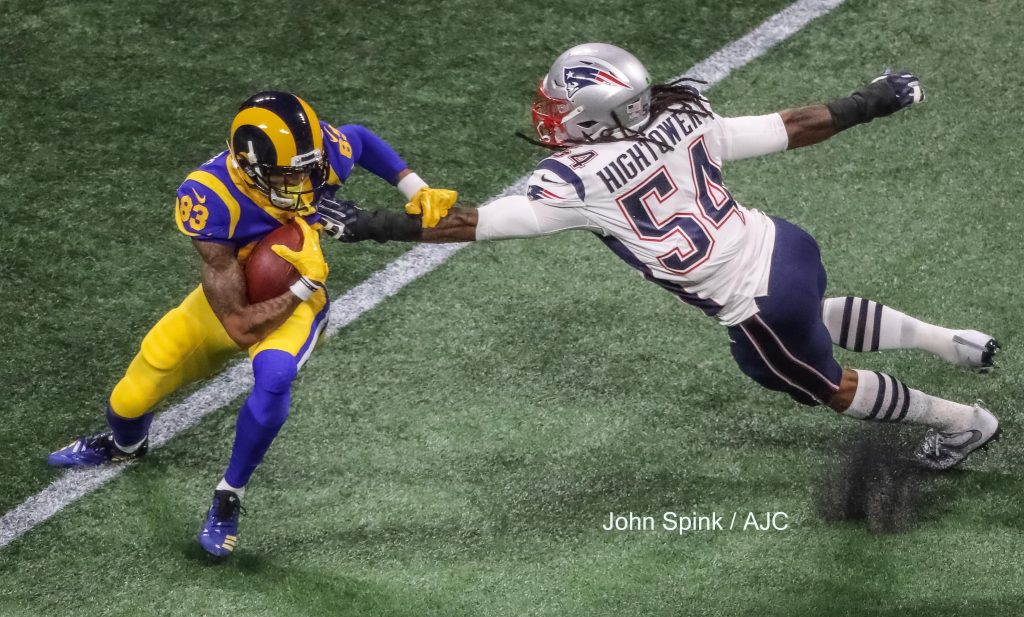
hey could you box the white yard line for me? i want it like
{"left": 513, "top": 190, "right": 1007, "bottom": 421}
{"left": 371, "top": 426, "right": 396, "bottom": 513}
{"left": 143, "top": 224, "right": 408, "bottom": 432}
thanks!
{"left": 0, "top": 0, "right": 846, "bottom": 549}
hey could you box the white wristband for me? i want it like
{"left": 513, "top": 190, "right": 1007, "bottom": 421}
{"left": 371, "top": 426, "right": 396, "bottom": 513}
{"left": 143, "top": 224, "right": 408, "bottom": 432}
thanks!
{"left": 289, "top": 276, "right": 320, "bottom": 301}
{"left": 396, "top": 172, "right": 428, "bottom": 200}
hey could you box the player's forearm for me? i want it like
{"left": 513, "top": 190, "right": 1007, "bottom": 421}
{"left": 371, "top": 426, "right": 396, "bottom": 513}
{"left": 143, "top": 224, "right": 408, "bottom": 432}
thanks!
{"left": 200, "top": 260, "right": 301, "bottom": 348}
{"left": 336, "top": 206, "right": 475, "bottom": 243}
{"left": 780, "top": 73, "right": 924, "bottom": 150}
{"left": 779, "top": 105, "right": 835, "bottom": 149}
{"left": 221, "top": 292, "right": 303, "bottom": 347}
{"left": 421, "top": 207, "right": 478, "bottom": 243}
{"left": 350, "top": 209, "right": 426, "bottom": 243}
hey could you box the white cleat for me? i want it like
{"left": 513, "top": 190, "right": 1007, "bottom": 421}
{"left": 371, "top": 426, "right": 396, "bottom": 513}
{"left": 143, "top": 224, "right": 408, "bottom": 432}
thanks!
{"left": 951, "top": 330, "right": 1000, "bottom": 372}
{"left": 915, "top": 401, "right": 1001, "bottom": 471}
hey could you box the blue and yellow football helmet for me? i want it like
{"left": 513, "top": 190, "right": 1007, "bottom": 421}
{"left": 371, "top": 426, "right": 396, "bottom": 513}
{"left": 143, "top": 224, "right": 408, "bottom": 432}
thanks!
{"left": 229, "top": 91, "right": 329, "bottom": 210}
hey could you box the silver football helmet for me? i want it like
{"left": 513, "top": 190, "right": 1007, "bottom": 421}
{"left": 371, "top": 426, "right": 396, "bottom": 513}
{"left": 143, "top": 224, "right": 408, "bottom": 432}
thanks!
{"left": 532, "top": 43, "right": 652, "bottom": 146}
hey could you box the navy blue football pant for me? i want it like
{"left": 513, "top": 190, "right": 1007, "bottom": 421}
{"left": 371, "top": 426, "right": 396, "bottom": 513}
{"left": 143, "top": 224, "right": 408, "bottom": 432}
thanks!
{"left": 727, "top": 217, "right": 843, "bottom": 406}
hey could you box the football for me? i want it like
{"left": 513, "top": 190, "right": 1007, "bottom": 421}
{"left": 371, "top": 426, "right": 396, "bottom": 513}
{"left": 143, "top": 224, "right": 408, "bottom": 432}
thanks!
{"left": 244, "top": 222, "right": 303, "bottom": 304}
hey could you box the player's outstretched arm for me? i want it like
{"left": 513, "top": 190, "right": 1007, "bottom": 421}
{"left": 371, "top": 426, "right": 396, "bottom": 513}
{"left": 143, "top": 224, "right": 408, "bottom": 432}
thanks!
{"left": 782, "top": 70, "right": 925, "bottom": 149}
{"left": 714, "top": 71, "right": 924, "bottom": 160}
{"left": 193, "top": 239, "right": 303, "bottom": 348}
{"left": 318, "top": 196, "right": 595, "bottom": 244}
{"left": 318, "top": 198, "right": 426, "bottom": 243}
{"left": 319, "top": 199, "right": 480, "bottom": 244}
{"left": 422, "top": 207, "right": 479, "bottom": 242}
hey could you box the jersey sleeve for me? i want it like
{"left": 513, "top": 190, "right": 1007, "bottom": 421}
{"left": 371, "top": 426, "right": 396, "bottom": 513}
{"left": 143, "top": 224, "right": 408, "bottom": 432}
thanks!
{"left": 337, "top": 124, "right": 408, "bottom": 184}
{"left": 476, "top": 157, "right": 601, "bottom": 240}
{"left": 706, "top": 113, "right": 789, "bottom": 162}
{"left": 321, "top": 122, "right": 356, "bottom": 184}
{"left": 476, "top": 195, "right": 600, "bottom": 241}
{"left": 525, "top": 157, "right": 588, "bottom": 208}
{"left": 174, "top": 177, "right": 237, "bottom": 242}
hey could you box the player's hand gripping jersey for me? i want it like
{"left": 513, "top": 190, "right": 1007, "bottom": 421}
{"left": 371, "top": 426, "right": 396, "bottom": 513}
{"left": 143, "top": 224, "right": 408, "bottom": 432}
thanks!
{"left": 478, "top": 106, "right": 790, "bottom": 325}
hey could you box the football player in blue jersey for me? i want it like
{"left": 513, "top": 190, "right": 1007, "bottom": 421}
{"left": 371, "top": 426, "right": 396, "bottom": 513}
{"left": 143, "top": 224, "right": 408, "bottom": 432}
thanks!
{"left": 48, "top": 91, "right": 457, "bottom": 558}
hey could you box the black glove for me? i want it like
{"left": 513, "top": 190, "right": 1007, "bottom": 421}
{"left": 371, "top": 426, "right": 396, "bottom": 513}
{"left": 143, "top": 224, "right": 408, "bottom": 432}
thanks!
{"left": 316, "top": 196, "right": 423, "bottom": 244}
{"left": 317, "top": 197, "right": 361, "bottom": 242}
{"left": 827, "top": 70, "right": 925, "bottom": 132}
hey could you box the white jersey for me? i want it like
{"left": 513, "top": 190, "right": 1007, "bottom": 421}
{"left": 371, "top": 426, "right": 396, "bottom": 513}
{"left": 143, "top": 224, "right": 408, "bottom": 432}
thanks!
{"left": 477, "top": 107, "right": 790, "bottom": 326}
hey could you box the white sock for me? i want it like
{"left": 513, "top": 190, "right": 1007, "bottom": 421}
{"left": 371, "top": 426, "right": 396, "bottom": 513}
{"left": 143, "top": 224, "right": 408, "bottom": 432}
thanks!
{"left": 842, "top": 369, "right": 972, "bottom": 431}
{"left": 216, "top": 478, "right": 246, "bottom": 499}
{"left": 113, "top": 437, "right": 146, "bottom": 453}
{"left": 822, "top": 297, "right": 957, "bottom": 361}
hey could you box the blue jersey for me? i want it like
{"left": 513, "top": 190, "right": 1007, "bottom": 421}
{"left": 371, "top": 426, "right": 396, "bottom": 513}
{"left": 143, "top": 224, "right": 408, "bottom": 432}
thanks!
{"left": 174, "top": 122, "right": 406, "bottom": 259}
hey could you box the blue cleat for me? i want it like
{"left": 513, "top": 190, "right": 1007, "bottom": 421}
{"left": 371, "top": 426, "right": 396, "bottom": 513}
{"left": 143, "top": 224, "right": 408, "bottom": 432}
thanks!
{"left": 47, "top": 432, "right": 148, "bottom": 468}
{"left": 197, "top": 490, "right": 243, "bottom": 558}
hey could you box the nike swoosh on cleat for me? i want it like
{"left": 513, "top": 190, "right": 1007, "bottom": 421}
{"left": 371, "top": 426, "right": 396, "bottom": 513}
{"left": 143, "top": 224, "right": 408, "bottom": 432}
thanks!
{"left": 953, "top": 429, "right": 984, "bottom": 448}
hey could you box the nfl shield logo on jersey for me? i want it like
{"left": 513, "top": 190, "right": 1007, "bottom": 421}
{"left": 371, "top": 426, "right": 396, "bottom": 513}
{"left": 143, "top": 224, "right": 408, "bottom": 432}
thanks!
{"left": 564, "top": 65, "right": 632, "bottom": 98}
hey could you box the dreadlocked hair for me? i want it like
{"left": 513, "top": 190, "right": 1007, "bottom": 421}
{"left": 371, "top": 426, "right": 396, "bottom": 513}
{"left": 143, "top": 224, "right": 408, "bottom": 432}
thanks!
{"left": 649, "top": 77, "right": 713, "bottom": 126}
{"left": 516, "top": 77, "right": 713, "bottom": 151}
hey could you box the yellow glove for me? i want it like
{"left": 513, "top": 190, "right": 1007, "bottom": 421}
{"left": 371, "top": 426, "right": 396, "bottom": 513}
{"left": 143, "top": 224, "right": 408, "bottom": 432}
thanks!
{"left": 404, "top": 187, "right": 458, "bottom": 228}
{"left": 271, "top": 217, "right": 329, "bottom": 300}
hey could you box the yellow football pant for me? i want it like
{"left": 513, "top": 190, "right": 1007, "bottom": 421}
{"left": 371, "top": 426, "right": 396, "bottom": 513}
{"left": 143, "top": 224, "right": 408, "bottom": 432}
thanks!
{"left": 108, "top": 285, "right": 328, "bottom": 419}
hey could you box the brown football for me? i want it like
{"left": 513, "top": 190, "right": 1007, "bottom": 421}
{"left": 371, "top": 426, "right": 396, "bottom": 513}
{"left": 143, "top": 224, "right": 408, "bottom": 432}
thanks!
{"left": 245, "top": 222, "right": 304, "bottom": 304}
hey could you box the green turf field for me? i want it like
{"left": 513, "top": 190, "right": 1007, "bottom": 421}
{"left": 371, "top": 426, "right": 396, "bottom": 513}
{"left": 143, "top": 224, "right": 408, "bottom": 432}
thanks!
{"left": 2, "top": 0, "right": 1022, "bottom": 614}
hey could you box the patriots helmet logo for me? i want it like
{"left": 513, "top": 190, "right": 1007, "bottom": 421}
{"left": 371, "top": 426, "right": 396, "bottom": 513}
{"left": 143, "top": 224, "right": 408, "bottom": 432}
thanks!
{"left": 563, "top": 65, "right": 632, "bottom": 99}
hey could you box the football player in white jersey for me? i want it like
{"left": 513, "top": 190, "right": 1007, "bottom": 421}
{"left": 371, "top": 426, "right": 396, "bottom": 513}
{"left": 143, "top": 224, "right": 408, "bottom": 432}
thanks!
{"left": 320, "top": 43, "right": 1000, "bottom": 470}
